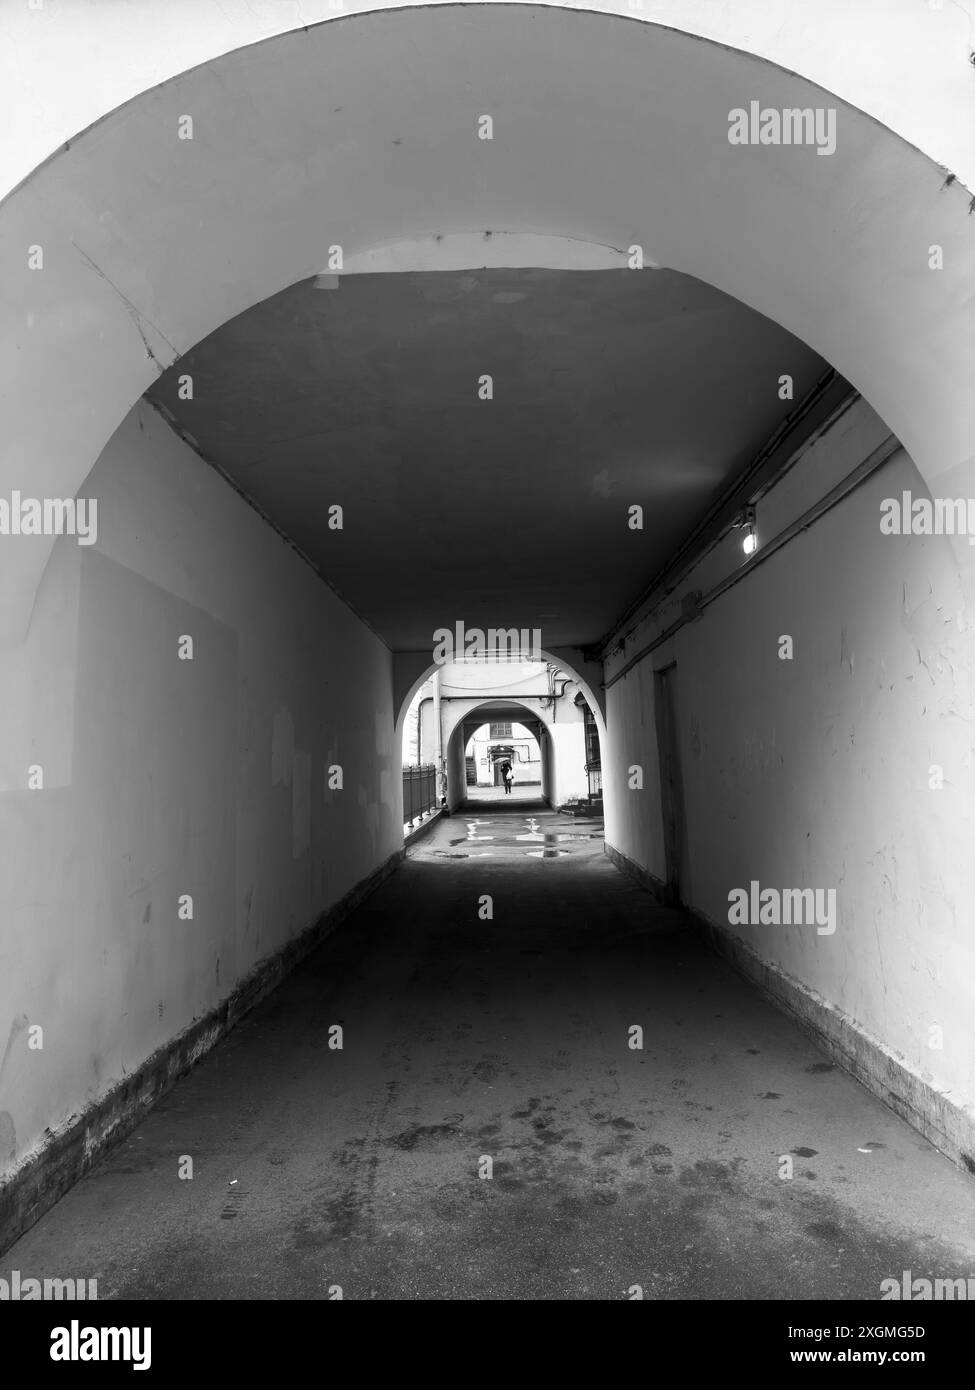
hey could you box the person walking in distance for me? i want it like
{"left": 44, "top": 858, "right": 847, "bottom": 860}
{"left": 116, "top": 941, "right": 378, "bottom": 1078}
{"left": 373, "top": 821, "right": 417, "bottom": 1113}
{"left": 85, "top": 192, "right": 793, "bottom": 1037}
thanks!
{"left": 500, "top": 759, "right": 513, "bottom": 795}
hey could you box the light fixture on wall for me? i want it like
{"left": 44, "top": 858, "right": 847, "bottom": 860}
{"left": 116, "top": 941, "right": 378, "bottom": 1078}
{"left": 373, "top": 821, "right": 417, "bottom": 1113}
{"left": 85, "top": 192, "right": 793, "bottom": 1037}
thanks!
{"left": 733, "top": 505, "right": 758, "bottom": 556}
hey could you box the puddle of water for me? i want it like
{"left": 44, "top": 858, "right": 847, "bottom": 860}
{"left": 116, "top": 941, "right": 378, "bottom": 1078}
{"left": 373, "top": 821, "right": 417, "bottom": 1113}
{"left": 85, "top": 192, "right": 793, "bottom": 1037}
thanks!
{"left": 514, "top": 832, "right": 589, "bottom": 846}
{"left": 440, "top": 814, "right": 602, "bottom": 859}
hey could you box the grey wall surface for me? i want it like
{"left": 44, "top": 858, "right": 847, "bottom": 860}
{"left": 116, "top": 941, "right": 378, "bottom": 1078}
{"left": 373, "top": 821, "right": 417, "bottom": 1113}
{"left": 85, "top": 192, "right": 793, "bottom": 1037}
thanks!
{"left": 0, "top": 401, "right": 400, "bottom": 1186}
{"left": 603, "top": 401, "right": 975, "bottom": 1127}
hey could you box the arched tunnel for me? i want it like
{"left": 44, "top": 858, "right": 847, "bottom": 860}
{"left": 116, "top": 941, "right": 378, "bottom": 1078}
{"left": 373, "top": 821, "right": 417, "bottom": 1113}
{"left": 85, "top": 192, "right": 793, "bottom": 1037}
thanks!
{"left": 2, "top": 0, "right": 975, "bottom": 1319}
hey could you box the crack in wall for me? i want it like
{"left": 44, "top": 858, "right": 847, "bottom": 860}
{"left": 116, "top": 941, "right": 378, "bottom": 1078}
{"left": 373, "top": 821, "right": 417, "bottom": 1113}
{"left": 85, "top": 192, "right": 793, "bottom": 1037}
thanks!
{"left": 70, "top": 240, "right": 178, "bottom": 374}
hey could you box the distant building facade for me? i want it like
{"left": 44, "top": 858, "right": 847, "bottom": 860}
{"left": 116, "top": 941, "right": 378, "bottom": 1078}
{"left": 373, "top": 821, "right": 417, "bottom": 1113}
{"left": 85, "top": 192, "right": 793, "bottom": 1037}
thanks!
{"left": 402, "top": 657, "right": 599, "bottom": 808}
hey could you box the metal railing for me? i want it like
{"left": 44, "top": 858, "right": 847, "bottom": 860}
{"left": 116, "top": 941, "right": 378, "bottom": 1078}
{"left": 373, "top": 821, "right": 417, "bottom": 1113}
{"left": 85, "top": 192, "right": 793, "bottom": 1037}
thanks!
{"left": 403, "top": 764, "right": 437, "bottom": 829}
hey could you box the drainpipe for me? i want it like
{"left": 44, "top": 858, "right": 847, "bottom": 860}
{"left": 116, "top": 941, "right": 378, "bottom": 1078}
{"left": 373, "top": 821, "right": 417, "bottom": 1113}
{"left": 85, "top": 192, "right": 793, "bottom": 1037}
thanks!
{"left": 433, "top": 668, "right": 445, "bottom": 805}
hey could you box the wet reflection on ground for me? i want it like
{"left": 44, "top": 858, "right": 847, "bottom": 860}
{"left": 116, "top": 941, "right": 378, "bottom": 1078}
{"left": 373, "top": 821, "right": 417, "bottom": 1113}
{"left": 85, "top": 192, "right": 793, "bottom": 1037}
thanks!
{"left": 438, "top": 811, "right": 602, "bottom": 859}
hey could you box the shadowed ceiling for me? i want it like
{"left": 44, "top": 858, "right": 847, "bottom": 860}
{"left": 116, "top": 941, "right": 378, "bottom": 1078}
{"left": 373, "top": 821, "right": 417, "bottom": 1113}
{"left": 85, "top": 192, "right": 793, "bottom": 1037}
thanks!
{"left": 148, "top": 267, "right": 829, "bottom": 650}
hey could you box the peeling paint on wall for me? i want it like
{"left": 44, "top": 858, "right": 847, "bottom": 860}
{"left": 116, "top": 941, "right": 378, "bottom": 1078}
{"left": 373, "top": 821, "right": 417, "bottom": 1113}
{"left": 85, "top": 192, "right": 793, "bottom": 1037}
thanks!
{"left": 0, "top": 1013, "right": 29, "bottom": 1082}
{"left": 292, "top": 750, "right": 311, "bottom": 858}
{"left": 271, "top": 706, "right": 294, "bottom": 786}
{"left": 0, "top": 1111, "right": 15, "bottom": 1163}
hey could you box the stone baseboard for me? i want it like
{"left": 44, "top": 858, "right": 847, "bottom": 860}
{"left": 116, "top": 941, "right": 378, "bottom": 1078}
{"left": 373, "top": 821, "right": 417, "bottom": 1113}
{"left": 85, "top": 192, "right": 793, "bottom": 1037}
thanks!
{"left": 605, "top": 841, "right": 975, "bottom": 1177}
{"left": 604, "top": 841, "right": 672, "bottom": 904}
{"left": 405, "top": 807, "right": 447, "bottom": 845}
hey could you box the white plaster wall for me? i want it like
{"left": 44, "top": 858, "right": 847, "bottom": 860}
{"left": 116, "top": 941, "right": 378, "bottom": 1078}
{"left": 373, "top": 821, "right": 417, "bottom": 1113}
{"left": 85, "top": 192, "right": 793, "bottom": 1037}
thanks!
{"left": 4, "top": 0, "right": 974, "bottom": 199}
{"left": 0, "top": 401, "right": 400, "bottom": 1182}
{"left": 446, "top": 723, "right": 469, "bottom": 813}
{"left": 603, "top": 403, "right": 975, "bottom": 1115}
{"left": 603, "top": 664, "right": 668, "bottom": 882}
{"left": 544, "top": 722, "right": 590, "bottom": 806}
{"left": 433, "top": 660, "right": 554, "bottom": 697}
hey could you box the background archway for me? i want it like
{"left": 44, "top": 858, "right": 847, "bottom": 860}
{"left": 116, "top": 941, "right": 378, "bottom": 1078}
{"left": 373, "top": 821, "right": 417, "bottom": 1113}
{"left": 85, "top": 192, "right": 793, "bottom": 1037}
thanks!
{"left": 445, "top": 698, "right": 554, "bottom": 811}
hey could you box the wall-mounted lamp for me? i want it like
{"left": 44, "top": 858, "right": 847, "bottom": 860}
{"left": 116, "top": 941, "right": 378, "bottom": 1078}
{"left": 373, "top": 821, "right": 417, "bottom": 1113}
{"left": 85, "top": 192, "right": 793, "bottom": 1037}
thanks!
{"left": 733, "top": 505, "right": 758, "bottom": 556}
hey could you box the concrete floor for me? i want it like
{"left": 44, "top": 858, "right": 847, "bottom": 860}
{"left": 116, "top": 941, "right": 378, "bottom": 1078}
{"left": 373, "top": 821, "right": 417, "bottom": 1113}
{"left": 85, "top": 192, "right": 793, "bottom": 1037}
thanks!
{"left": 6, "top": 806, "right": 975, "bottom": 1300}
{"left": 464, "top": 784, "right": 544, "bottom": 802}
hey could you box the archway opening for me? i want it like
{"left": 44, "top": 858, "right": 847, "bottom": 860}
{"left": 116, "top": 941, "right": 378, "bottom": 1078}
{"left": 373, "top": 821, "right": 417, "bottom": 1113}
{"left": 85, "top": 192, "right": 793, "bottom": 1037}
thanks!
{"left": 4, "top": 1, "right": 975, "bottom": 1286}
{"left": 400, "top": 656, "right": 602, "bottom": 822}
{"left": 464, "top": 720, "right": 543, "bottom": 799}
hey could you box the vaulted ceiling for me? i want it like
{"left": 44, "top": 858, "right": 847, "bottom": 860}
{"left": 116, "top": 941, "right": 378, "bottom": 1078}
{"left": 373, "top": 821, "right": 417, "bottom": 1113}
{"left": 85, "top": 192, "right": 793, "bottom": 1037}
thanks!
{"left": 148, "top": 266, "right": 829, "bottom": 650}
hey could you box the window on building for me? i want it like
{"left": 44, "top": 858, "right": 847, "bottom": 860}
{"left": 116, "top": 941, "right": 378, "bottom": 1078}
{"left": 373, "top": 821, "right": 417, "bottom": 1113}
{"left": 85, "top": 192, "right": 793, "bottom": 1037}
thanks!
{"left": 582, "top": 703, "right": 602, "bottom": 798}
{"left": 582, "top": 704, "right": 601, "bottom": 769}
{"left": 489, "top": 722, "right": 512, "bottom": 737}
